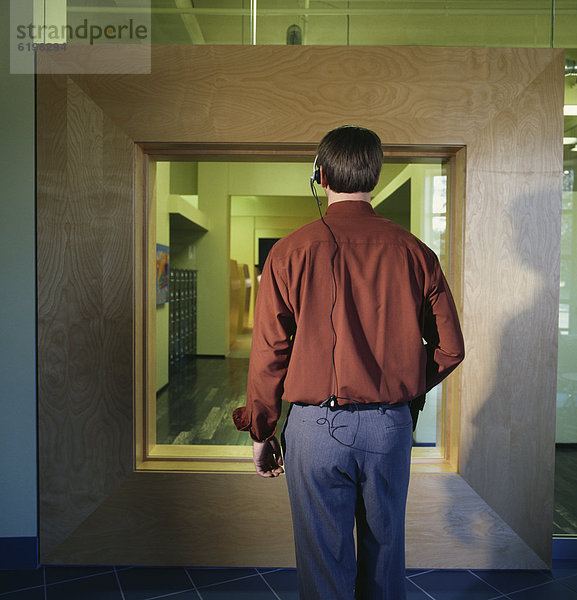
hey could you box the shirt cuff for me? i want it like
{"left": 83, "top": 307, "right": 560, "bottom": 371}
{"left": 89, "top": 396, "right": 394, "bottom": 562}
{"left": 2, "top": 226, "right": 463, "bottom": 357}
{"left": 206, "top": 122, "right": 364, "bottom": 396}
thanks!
{"left": 232, "top": 406, "right": 276, "bottom": 443}
{"left": 232, "top": 406, "right": 251, "bottom": 431}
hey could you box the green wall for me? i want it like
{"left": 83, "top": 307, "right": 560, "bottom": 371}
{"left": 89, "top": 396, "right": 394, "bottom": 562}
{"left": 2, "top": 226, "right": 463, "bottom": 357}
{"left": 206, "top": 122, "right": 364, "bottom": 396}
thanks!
{"left": 170, "top": 161, "right": 198, "bottom": 196}
{"left": 196, "top": 163, "right": 231, "bottom": 355}
{"left": 0, "top": 1, "right": 37, "bottom": 541}
{"left": 156, "top": 162, "right": 319, "bottom": 357}
{"left": 157, "top": 161, "right": 448, "bottom": 357}
{"left": 372, "top": 163, "right": 445, "bottom": 254}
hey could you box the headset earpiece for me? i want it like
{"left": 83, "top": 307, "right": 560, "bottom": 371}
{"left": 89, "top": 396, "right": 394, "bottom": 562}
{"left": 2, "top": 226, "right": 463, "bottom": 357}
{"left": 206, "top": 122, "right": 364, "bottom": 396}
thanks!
{"left": 311, "top": 155, "right": 321, "bottom": 185}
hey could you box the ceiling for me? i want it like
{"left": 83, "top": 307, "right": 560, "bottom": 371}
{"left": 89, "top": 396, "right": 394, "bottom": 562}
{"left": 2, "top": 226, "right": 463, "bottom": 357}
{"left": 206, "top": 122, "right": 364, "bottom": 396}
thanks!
{"left": 66, "top": 1, "right": 577, "bottom": 48}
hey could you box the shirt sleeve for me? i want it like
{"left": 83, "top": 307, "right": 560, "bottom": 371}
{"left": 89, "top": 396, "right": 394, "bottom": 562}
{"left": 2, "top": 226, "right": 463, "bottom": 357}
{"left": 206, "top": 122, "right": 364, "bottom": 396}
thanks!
{"left": 422, "top": 259, "right": 465, "bottom": 392}
{"left": 232, "top": 255, "right": 296, "bottom": 442}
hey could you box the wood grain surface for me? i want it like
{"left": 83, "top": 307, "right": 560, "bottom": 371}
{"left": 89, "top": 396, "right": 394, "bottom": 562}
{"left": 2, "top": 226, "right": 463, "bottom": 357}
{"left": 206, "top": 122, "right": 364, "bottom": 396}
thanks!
{"left": 44, "top": 472, "right": 548, "bottom": 570}
{"left": 46, "top": 473, "right": 295, "bottom": 567}
{"left": 461, "top": 51, "right": 564, "bottom": 563}
{"left": 36, "top": 45, "right": 564, "bottom": 568}
{"left": 406, "top": 474, "right": 549, "bottom": 569}
{"left": 37, "top": 76, "right": 135, "bottom": 559}
{"left": 44, "top": 45, "right": 559, "bottom": 145}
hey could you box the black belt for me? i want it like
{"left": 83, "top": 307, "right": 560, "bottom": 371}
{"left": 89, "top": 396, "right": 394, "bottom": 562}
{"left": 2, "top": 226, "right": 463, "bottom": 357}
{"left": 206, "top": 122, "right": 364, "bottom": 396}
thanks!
{"left": 293, "top": 400, "right": 409, "bottom": 411}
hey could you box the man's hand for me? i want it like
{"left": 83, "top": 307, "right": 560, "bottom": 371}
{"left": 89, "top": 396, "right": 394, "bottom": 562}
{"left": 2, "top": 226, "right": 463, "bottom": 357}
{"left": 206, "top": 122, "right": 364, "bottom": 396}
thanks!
{"left": 253, "top": 436, "right": 284, "bottom": 478}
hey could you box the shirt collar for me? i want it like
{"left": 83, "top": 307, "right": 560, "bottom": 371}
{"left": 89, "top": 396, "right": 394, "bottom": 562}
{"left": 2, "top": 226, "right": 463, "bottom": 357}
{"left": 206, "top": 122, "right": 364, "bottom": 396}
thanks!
{"left": 325, "top": 200, "right": 376, "bottom": 217}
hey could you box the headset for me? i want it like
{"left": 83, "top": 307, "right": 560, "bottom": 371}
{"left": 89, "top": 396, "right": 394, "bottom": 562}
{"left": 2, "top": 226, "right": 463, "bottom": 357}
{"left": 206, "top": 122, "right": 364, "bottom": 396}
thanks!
{"left": 310, "top": 156, "right": 322, "bottom": 210}
{"left": 311, "top": 155, "right": 321, "bottom": 186}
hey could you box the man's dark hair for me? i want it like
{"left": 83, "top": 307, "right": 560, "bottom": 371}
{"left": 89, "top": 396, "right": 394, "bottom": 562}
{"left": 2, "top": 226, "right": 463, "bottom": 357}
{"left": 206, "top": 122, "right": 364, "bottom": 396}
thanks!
{"left": 316, "top": 125, "right": 383, "bottom": 193}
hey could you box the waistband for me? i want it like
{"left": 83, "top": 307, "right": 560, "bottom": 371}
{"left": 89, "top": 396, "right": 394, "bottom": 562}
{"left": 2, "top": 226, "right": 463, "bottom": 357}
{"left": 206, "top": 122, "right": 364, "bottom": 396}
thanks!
{"left": 292, "top": 400, "right": 409, "bottom": 412}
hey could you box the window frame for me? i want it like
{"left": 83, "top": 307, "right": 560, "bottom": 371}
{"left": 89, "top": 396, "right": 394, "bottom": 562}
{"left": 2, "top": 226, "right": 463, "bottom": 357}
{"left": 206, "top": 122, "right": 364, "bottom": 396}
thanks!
{"left": 134, "top": 143, "right": 465, "bottom": 473}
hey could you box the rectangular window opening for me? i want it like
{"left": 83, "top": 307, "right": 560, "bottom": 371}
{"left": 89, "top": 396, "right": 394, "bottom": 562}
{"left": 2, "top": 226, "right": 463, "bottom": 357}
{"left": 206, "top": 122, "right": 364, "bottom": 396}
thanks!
{"left": 136, "top": 145, "right": 464, "bottom": 473}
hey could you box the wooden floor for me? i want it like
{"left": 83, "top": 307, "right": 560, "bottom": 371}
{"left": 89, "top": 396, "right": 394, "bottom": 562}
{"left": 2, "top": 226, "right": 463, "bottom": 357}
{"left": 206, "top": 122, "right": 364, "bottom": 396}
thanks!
{"left": 156, "top": 355, "right": 253, "bottom": 446}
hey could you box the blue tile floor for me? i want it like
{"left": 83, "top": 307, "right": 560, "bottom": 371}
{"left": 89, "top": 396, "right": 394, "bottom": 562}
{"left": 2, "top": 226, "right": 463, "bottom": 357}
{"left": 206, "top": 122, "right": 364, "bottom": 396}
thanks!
{"left": 1, "top": 561, "right": 577, "bottom": 599}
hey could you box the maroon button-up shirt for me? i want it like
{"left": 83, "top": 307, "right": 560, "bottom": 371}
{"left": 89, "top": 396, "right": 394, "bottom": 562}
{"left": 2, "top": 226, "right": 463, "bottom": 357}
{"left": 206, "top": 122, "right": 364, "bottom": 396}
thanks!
{"left": 233, "top": 200, "right": 465, "bottom": 442}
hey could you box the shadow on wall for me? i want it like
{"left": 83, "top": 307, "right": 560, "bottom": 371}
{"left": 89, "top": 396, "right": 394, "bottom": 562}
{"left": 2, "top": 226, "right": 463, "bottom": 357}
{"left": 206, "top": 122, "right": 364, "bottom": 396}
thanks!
{"left": 448, "top": 189, "right": 558, "bottom": 568}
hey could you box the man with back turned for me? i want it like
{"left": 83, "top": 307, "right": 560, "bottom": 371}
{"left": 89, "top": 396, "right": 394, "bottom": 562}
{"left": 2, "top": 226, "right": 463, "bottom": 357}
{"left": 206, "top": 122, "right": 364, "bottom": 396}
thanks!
{"left": 233, "top": 125, "right": 465, "bottom": 599}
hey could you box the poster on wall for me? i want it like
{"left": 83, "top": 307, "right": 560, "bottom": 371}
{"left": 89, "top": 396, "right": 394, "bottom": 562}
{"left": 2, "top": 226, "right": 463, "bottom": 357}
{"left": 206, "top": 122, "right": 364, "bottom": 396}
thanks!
{"left": 156, "top": 244, "right": 169, "bottom": 305}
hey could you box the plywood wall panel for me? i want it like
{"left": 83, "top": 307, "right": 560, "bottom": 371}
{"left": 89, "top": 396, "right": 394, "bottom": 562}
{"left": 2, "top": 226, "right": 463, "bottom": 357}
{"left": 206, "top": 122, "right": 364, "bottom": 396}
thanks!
{"left": 37, "top": 76, "right": 135, "bottom": 559}
{"left": 36, "top": 73, "right": 71, "bottom": 558}
{"left": 46, "top": 470, "right": 549, "bottom": 570}
{"left": 36, "top": 46, "right": 564, "bottom": 568}
{"left": 101, "top": 102, "right": 135, "bottom": 417}
{"left": 460, "top": 51, "right": 563, "bottom": 563}
{"left": 406, "top": 474, "right": 548, "bottom": 569}
{"left": 46, "top": 473, "right": 296, "bottom": 567}
{"left": 60, "top": 46, "right": 560, "bottom": 146}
